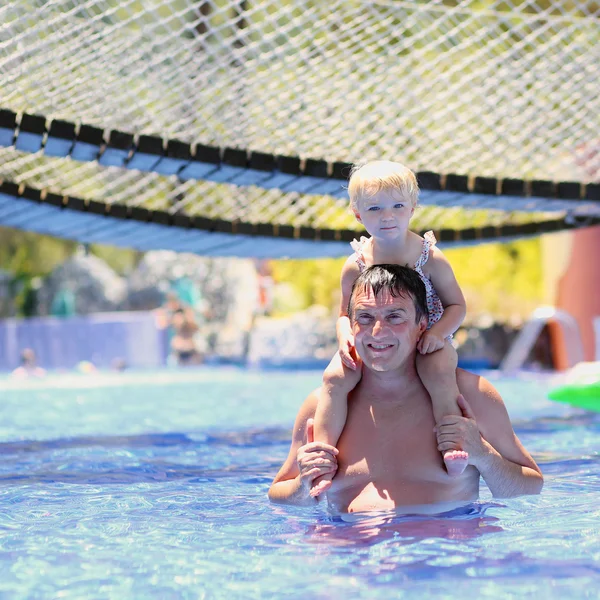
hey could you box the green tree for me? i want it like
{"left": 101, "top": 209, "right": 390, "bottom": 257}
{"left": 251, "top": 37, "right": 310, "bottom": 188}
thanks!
{"left": 270, "top": 237, "right": 544, "bottom": 323}
{"left": 0, "top": 227, "right": 141, "bottom": 316}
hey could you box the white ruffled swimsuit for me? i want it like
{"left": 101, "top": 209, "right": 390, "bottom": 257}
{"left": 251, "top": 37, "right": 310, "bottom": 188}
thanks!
{"left": 350, "top": 230, "right": 446, "bottom": 332}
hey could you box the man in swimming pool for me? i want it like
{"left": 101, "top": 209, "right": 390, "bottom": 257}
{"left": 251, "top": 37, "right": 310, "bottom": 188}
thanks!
{"left": 268, "top": 264, "right": 543, "bottom": 513}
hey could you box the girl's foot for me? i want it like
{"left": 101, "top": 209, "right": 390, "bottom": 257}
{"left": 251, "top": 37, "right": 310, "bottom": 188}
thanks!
{"left": 310, "top": 476, "right": 333, "bottom": 497}
{"left": 444, "top": 450, "right": 469, "bottom": 477}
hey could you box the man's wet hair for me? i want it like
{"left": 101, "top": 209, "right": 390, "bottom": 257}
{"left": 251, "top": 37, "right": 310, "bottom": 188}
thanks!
{"left": 348, "top": 264, "right": 428, "bottom": 324}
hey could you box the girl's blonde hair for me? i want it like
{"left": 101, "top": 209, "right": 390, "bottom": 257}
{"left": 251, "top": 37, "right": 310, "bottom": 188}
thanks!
{"left": 348, "top": 161, "right": 419, "bottom": 211}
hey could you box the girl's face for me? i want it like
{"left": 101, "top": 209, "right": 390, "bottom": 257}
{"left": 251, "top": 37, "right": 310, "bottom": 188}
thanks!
{"left": 354, "top": 189, "right": 414, "bottom": 240}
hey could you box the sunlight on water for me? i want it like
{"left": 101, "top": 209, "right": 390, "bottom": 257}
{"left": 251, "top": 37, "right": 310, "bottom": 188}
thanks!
{"left": 0, "top": 369, "right": 598, "bottom": 599}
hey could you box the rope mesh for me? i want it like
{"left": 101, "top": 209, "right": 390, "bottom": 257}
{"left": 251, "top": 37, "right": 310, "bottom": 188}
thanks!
{"left": 0, "top": 146, "right": 554, "bottom": 231}
{"left": 0, "top": 0, "right": 599, "bottom": 239}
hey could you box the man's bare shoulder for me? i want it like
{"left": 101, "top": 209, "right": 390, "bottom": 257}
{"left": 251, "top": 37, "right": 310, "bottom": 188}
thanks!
{"left": 456, "top": 369, "right": 542, "bottom": 478}
{"left": 456, "top": 368, "right": 511, "bottom": 433}
{"left": 456, "top": 369, "right": 503, "bottom": 406}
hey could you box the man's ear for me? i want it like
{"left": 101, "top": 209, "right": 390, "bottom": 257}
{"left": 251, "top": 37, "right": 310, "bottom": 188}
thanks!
{"left": 418, "top": 317, "right": 428, "bottom": 336}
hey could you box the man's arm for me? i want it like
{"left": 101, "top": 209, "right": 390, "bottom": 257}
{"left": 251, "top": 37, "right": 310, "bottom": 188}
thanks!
{"left": 268, "top": 389, "right": 339, "bottom": 505}
{"left": 436, "top": 372, "right": 543, "bottom": 498}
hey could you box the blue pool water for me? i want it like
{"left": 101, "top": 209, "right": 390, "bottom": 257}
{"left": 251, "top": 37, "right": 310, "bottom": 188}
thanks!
{"left": 0, "top": 368, "right": 598, "bottom": 599}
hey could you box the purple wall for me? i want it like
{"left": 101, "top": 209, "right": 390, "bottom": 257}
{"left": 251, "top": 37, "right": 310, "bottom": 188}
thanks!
{"left": 0, "top": 311, "right": 166, "bottom": 371}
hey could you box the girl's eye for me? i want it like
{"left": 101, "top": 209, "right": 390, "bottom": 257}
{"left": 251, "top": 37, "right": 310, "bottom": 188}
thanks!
{"left": 367, "top": 206, "right": 380, "bottom": 211}
{"left": 394, "top": 203, "right": 404, "bottom": 209}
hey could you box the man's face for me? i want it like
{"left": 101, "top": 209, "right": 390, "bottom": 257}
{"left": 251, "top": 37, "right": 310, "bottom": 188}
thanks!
{"left": 351, "top": 286, "right": 426, "bottom": 372}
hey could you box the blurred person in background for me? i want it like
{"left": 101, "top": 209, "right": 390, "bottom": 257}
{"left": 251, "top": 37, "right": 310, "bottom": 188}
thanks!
{"left": 255, "top": 259, "right": 274, "bottom": 317}
{"left": 11, "top": 348, "right": 46, "bottom": 378}
{"left": 156, "top": 291, "right": 185, "bottom": 361}
{"left": 156, "top": 291, "right": 184, "bottom": 327}
{"left": 50, "top": 286, "right": 76, "bottom": 317}
{"left": 170, "top": 307, "right": 204, "bottom": 366}
{"left": 111, "top": 357, "right": 128, "bottom": 372}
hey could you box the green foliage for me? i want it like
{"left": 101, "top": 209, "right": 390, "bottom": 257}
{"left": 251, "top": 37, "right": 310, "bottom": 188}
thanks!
{"left": 88, "top": 244, "right": 142, "bottom": 276}
{"left": 0, "top": 227, "right": 76, "bottom": 278}
{"left": 0, "top": 227, "right": 76, "bottom": 316}
{"left": 270, "top": 238, "right": 544, "bottom": 322}
{"left": 446, "top": 238, "right": 544, "bottom": 322}
{"left": 270, "top": 257, "right": 345, "bottom": 315}
{"left": 0, "top": 227, "right": 140, "bottom": 279}
{"left": 0, "top": 227, "right": 140, "bottom": 316}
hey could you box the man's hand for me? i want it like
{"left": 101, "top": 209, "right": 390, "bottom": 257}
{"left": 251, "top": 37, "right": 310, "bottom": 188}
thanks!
{"left": 338, "top": 333, "right": 359, "bottom": 370}
{"left": 434, "top": 395, "right": 486, "bottom": 465}
{"left": 297, "top": 418, "right": 339, "bottom": 495}
{"left": 417, "top": 330, "right": 445, "bottom": 354}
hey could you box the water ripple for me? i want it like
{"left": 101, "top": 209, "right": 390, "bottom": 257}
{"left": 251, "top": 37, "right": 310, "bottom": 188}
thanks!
{"left": 0, "top": 371, "right": 598, "bottom": 599}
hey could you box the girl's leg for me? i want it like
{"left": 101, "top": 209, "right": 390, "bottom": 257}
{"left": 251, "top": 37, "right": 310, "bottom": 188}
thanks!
{"left": 312, "top": 352, "right": 362, "bottom": 496}
{"left": 416, "top": 342, "right": 469, "bottom": 477}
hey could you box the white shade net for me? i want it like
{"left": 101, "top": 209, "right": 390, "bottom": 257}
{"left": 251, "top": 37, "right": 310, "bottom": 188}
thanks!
{"left": 0, "top": 0, "right": 598, "bottom": 244}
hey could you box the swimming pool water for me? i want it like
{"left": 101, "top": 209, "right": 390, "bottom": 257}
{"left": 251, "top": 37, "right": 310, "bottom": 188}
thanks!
{"left": 0, "top": 368, "right": 598, "bottom": 599}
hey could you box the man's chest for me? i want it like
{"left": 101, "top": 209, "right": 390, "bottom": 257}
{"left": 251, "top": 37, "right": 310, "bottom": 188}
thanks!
{"left": 334, "top": 401, "right": 447, "bottom": 484}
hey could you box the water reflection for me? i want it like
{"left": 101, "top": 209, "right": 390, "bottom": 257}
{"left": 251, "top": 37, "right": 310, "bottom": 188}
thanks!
{"left": 305, "top": 504, "right": 504, "bottom": 547}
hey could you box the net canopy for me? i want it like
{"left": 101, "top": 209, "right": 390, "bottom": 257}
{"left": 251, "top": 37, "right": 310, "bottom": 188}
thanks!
{"left": 0, "top": 0, "right": 599, "bottom": 256}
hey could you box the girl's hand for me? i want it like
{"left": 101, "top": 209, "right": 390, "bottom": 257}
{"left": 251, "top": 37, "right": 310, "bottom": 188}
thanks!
{"left": 417, "top": 330, "right": 445, "bottom": 354}
{"left": 338, "top": 333, "right": 358, "bottom": 370}
{"left": 297, "top": 419, "right": 339, "bottom": 494}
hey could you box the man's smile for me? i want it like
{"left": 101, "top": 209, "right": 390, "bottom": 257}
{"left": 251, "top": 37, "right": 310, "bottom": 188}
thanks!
{"left": 367, "top": 342, "right": 395, "bottom": 351}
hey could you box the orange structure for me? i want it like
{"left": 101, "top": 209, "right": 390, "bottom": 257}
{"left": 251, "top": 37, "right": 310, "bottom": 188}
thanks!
{"left": 545, "top": 227, "right": 600, "bottom": 369}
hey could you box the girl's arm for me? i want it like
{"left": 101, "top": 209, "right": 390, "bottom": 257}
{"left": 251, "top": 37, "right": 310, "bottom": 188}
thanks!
{"left": 336, "top": 257, "right": 361, "bottom": 368}
{"left": 425, "top": 246, "right": 466, "bottom": 339}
